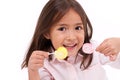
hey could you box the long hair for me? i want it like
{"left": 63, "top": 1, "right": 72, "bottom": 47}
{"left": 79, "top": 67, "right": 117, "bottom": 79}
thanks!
{"left": 21, "top": 0, "right": 93, "bottom": 70}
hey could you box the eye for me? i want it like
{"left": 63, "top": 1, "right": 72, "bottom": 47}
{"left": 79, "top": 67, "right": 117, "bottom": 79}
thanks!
{"left": 75, "top": 26, "right": 82, "bottom": 30}
{"left": 58, "top": 27, "right": 66, "bottom": 31}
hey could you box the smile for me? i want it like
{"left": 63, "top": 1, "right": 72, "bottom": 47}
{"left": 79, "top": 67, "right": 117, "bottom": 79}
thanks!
{"left": 63, "top": 44, "right": 77, "bottom": 50}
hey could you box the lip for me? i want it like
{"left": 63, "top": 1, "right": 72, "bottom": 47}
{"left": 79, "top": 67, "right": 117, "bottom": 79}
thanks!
{"left": 63, "top": 44, "right": 77, "bottom": 51}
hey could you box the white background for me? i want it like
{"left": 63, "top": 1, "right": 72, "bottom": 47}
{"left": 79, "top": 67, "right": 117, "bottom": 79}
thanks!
{"left": 0, "top": 0, "right": 120, "bottom": 80}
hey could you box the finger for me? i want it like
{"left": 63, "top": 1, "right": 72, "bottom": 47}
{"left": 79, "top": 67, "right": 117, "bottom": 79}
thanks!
{"left": 109, "top": 54, "right": 117, "bottom": 61}
{"left": 105, "top": 47, "right": 119, "bottom": 56}
{"left": 102, "top": 47, "right": 112, "bottom": 56}
{"left": 96, "top": 39, "right": 110, "bottom": 52}
{"left": 28, "top": 58, "right": 44, "bottom": 67}
{"left": 28, "top": 63, "right": 44, "bottom": 71}
{"left": 33, "top": 51, "right": 49, "bottom": 58}
{"left": 29, "top": 57, "right": 45, "bottom": 64}
{"left": 29, "top": 61, "right": 44, "bottom": 67}
{"left": 30, "top": 54, "right": 44, "bottom": 60}
{"left": 96, "top": 43, "right": 108, "bottom": 52}
{"left": 29, "top": 56, "right": 44, "bottom": 66}
{"left": 30, "top": 58, "right": 44, "bottom": 64}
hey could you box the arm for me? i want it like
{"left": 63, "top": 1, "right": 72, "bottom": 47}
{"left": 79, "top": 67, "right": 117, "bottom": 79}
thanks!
{"left": 28, "top": 69, "right": 40, "bottom": 80}
{"left": 96, "top": 37, "right": 120, "bottom": 61}
{"left": 28, "top": 51, "right": 48, "bottom": 80}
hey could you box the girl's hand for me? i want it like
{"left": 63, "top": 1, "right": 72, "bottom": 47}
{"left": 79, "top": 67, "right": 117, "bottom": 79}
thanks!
{"left": 28, "top": 51, "right": 48, "bottom": 80}
{"left": 96, "top": 38, "right": 120, "bottom": 61}
{"left": 28, "top": 51, "right": 49, "bottom": 71}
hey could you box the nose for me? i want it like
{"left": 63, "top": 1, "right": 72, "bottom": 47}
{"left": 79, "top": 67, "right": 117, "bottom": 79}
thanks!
{"left": 66, "top": 30, "right": 76, "bottom": 41}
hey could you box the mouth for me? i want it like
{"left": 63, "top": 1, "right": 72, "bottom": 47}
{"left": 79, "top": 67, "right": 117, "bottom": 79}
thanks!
{"left": 63, "top": 43, "right": 77, "bottom": 51}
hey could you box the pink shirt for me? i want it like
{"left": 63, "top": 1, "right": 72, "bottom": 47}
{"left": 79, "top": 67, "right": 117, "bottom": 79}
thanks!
{"left": 39, "top": 51, "right": 120, "bottom": 80}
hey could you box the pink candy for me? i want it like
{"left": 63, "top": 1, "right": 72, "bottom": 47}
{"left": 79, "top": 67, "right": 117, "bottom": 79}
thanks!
{"left": 82, "top": 43, "right": 94, "bottom": 54}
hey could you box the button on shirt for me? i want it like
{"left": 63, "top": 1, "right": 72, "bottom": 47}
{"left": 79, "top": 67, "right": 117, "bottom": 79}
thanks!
{"left": 39, "top": 51, "right": 120, "bottom": 80}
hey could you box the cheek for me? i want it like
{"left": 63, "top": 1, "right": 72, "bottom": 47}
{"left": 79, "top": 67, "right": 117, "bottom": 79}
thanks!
{"left": 78, "top": 34, "right": 85, "bottom": 47}
{"left": 80, "top": 35, "right": 84, "bottom": 42}
{"left": 50, "top": 34, "right": 64, "bottom": 49}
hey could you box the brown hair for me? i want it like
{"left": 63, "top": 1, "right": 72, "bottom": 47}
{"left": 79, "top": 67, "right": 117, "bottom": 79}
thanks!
{"left": 21, "top": 0, "right": 93, "bottom": 70}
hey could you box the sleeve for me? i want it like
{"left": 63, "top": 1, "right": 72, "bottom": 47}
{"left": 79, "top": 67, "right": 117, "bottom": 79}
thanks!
{"left": 99, "top": 52, "right": 120, "bottom": 69}
{"left": 107, "top": 53, "right": 120, "bottom": 69}
{"left": 91, "top": 40, "right": 120, "bottom": 69}
{"left": 39, "top": 67, "right": 54, "bottom": 80}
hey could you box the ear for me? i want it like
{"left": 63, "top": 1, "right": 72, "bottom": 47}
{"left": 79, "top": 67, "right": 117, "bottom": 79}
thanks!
{"left": 44, "top": 33, "right": 50, "bottom": 39}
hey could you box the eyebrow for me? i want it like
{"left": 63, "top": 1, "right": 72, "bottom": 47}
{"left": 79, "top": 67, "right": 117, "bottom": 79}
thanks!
{"left": 75, "top": 23, "right": 83, "bottom": 25}
{"left": 57, "top": 22, "right": 83, "bottom": 26}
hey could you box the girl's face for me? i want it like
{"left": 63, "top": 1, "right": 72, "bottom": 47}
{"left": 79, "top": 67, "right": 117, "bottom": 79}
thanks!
{"left": 46, "top": 9, "right": 85, "bottom": 56}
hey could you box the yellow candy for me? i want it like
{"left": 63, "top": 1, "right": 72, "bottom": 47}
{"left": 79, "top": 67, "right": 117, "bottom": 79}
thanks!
{"left": 54, "top": 47, "right": 68, "bottom": 60}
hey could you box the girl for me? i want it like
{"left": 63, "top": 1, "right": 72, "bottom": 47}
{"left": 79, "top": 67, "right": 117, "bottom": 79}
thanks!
{"left": 21, "top": 0, "right": 120, "bottom": 80}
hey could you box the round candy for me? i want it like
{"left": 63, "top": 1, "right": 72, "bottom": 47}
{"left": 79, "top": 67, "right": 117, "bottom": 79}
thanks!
{"left": 82, "top": 43, "right": 94, "bottom": 54}
{"left": 54, "top": 47, "right": 68, "bottom": 60}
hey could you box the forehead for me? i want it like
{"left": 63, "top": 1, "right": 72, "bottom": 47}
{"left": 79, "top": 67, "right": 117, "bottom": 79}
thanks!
{"left": 58, "top": 9, "right": 82, "bottom": 23}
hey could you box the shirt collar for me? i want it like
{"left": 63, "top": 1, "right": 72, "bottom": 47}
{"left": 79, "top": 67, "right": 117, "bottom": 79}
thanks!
{"left": 50, "top": 53, "right": 83, "bottom": 64}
